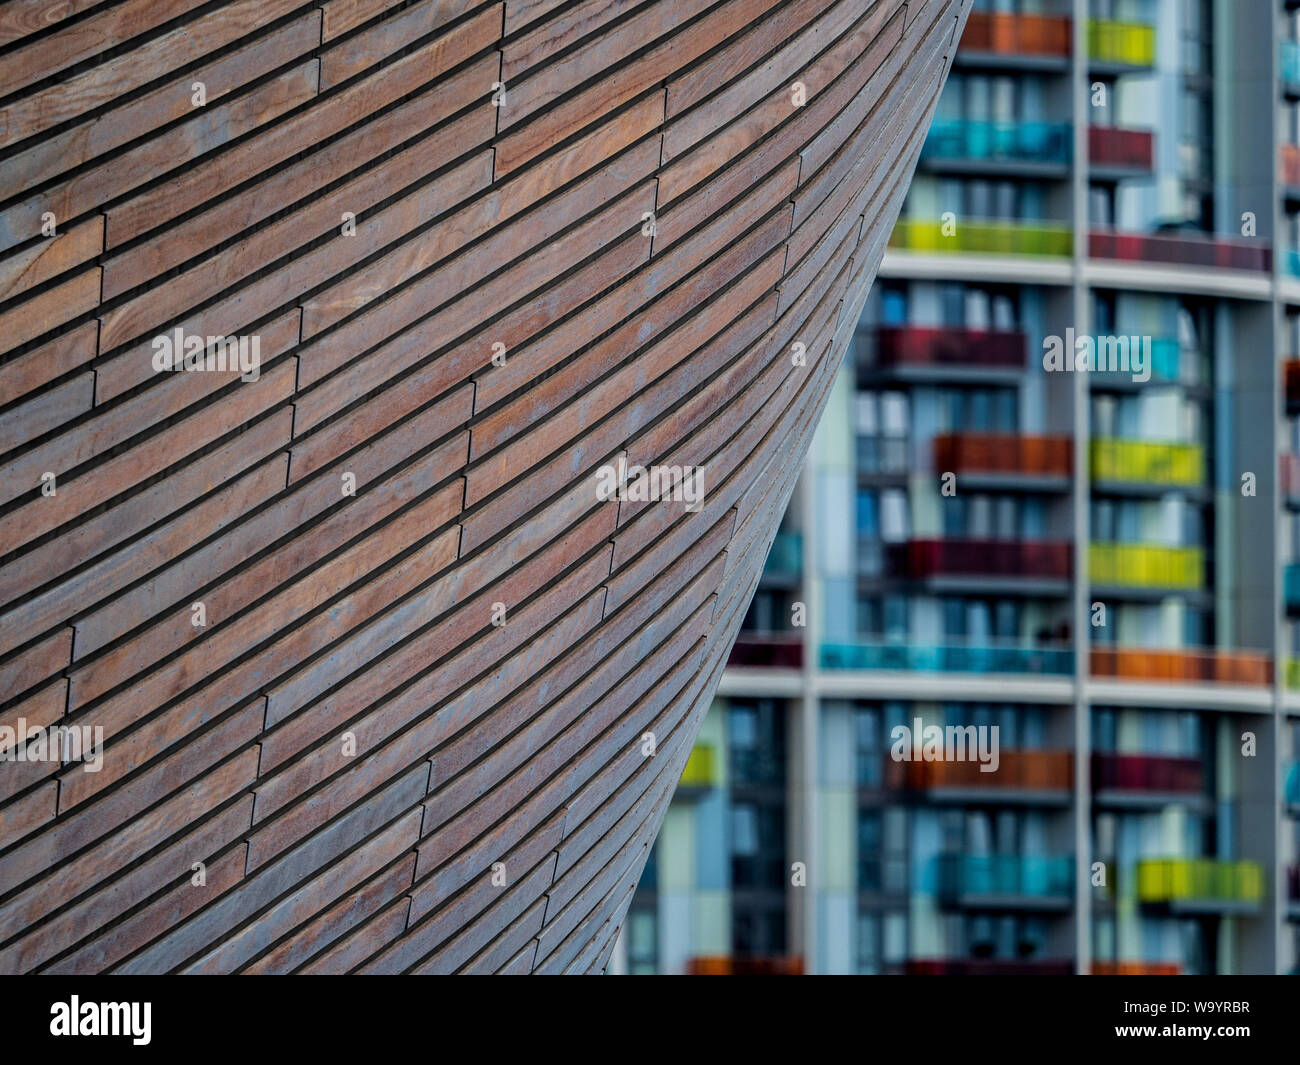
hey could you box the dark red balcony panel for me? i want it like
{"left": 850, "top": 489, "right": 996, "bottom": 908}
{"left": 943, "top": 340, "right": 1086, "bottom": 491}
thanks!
{"left": 1089, "top": 229, "right": 1272, "bottom": 272}
{"left": 875, "top": 326, "right": 1026, "bottom": 371}
{"left": 905, "top": 958, "right": 1074, "bottom": 975}
{"left": 727, "top": 634, "right": 803, "bottom": 669}
{"left": 1288, "top": 863, "right": 1299, "bottom": 901}
{"left": 688, "top": 955, "right": 805, "bottom": 975}
{"left": 1092, "top": 752, "right": 1204, "bottom": 794}
{"left": 960, "top": 12, "right": 1072, "bottom": 57}
{"left": 932, "top": 433, "right": 1073, "bottom": 477}
{"left": 1287, "top": 361, "right": 1300, "bottom": 409}
{"left": 892, "top": 539, "right": 1072, "bottom": 580}
{"left": 1089, "top": 126, "right": 1154, "bottom": 171}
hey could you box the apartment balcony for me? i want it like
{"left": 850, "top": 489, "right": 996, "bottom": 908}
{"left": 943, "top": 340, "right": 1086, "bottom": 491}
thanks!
{"left": 1089, "top": 229, "right": 1271, "bottom": 272}
{"left": 890, "top": 538, "right": 1073, "bottom": 587}
{"left": 891, "top": 219, "right": 1072, "bottom": 257}
{"left": 1285, "top": 760, "right": 1300, "bottom": 811}
{"left": 1286, "top": 564, "right": 1300, "bottom": 613}
{"left": 932, "top": 433, "right": 1072, "bottom": 489}
{"left": 1088, "top": 125, "right": 1154, "bottom": 176}
{"left": 727, "top": 633, "right": 803, "bottom": 669}
{"left": 1287, "top": 864, "right": 1300, "bottom": 921}
{"left": 1136, "top": 858, "right": 1264, "bottom": 914}
{"left": 1089, "top": 543, "right": 1203, "bottom": 592}
{"left": 870, "top": 325, "right": 1027, "bottom": 379}
{"left": 675, "top": 742, "right": 719, "bottom": 798}
{"left": 1091, "top": 961, "right": 1181, "bottom": 976}
{"left": 1286, "top": 361, "right": 1300, "bottom": 411}
{"left": 1090, "top": 438, "right": 1204, "bottom": 490}
{"left": 760, "top": 530, "right": 801, "bottom": 584}
{"left": 820, "top": 641, "right": 1073, "bottom": 675}
{"left": 1087, "top": 336, "right": 1185, "bottom": 387}
{"left": 959, "top": 11, "right": 1071, "bottom": 63}
{"left": 1282, "top": 40, "right": 1300, "bottom": 96}
{"left": 1282, "top": 454, "right": 1300, "bottom": 509}
{"left": 1087, "top": 18, "right": 1155, "bottom": 70}
{"left": 1090, "top": 646, "right": 1270, "bottom": 687}
{"left": 687, "top": 956, "right": 804, "bottom": 975}
{"left": 1091, "top": 752, "right": 1206, "bottom": 811}
{"left": 906, "top": 958, "right": 1074, "bottom": 976}
{"left": 1282, "top": 145, "right": 1300, "bottom": 199}
{"left": 934, "top": 854, "right": 1073, "bottom": 911}
{"left": 856, "top": 434, "right": 908, "bottom": 475}
{"left": 1286, "top": 658, "right": 1300, "bottom": 690}
{"left": 887, "top": 749, "right": 1073, "bottom": 803}
{"left": 922, "top": 119, "right": 1070, "bottom": 174}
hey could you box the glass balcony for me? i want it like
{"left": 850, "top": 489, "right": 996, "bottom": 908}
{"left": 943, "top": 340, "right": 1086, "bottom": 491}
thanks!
{"left": 960, "top": 11, "right": 1072, "bottom": 58}
{"left": 1089, "top": 229, "right": 1271, "bottom": 272}
{"left": 907, "top": 958, "right": 1074, "bottom": 975}
{"left": 1087, "top": 19, "right": 1155, "bottom": 67}
{"left": 1282, "top": 40, "right": 1300, "bottom": 87}
{"left": 892, "top": 219, "right": 1072, "bottom": 257}
{"left": 923, "top": 119, "right": 1071, "bottom": 165}
{"left": 1091, "top": 961, "right": 1181, "bottom": 975}
{"left": 1286, "top": 251, "right": 1300, "bottom": 278}
{"left": 1285, "top": 761, "right": 1300, "bottom": 806}
{"left": 1282, "top": 144, "right": 1300, "bottom": 188}
{"left": 1286, "top": 658, "right": 1300, "bottom": 689}
{"left": 1286, "top": 564, "right": 1300, "bottom": 610}
{"left": 727, "top": 634, "right": 802, "bottom": 669}
{"left": 1090, "top": 646, "right": 1270, "bottom": 685}
{"left": 1091, "top": 752, "right": 1204, "bottom": 794}
{"left": 872, "top": 325, "right": 1026, "bottom": 371}
{"left": 820, "top": 641, "right": 1074, "bottom": 675}
{"left": 1089, "top": 543, "right": 1203, "bottom": 590}
{"left": 935, "top": 854, "right": 1073, "bottom": 902}
{"left": 892, "top": 538, "right": 1072, "bottom": 581}
{"left": 887, "top": 749, "right": 1073, "bottom": 792}
{"left": 1135, "top": 858, "right": 1265, "bottom": 906}
{"left": 1089, "top": 125, "right": 1154, "bottom": 171}
{"left": 1090, "top": 439, "right": 1204, "bottom": 487}
{"left": 855, "top": 434, "right": 908, "bottom": 474}
{"left": 762, "top": 530, "right": 802, "bottom": 580}
{"left": 932, "top": 433, "right": 1072, "bottom": 479}
{"left": 678, "top": 743, "right": 719, "bottom": 791}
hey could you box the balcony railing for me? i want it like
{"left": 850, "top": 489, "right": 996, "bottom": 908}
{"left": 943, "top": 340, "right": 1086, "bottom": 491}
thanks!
{"left": 821, "top": 641, "right": 1073, "bottom": 674}
{"left": 1285, "top": 761, "right": 1300, "bottom": 806}
{"left": 907, "top": 958, "right": 1074, "bottom": 976}
{"left": 1282, "top": 455, "right": 1300, "bottom": 507}
{"left": 1092, "top": 752, "right": 1204, "bottom": 794}
{"left": 1086, "top": 335, "right": 1184, "bottom": 383}
{"left": 888, "top": 749, "right": 1073, "bottom": 792}
{"left": 1089, "top": 125, "right": 1154, "bottom": 171}
{"left": 1283, "top": 144, "right": 1300, "bottom": 188}
{"left": 932, "top": 433, "right": 1072, "bottom": 479}
{"left": 1286, "top": 658, "right": 1300, "bottom": 689}
{"left": 678, "top": 743, "right": 719, "bottom": 791}
{"left": 873, "top": 325, "right": 1026, "bottom": 371}
{"left": 1089, "top": 229, "right": 1271, "bottom": 272}
{"left": 687, "top": 956, "right": 804, "bottom": 975}
{"left": 1288, "top": 863, "right": 1300, "bottom": 903}
{"left": 1286, "top": 252, "right": 1300, "bottom": 278}
{"left": 727, "top": 634, "right": 802, "bottom": 669}
{"left": 935, "top": 854, "right": 1073, "bottom": 902}
{"left": 1087, "top": 19, "right": 1155, "bottom": 67}
{"left": 1090, "top": 646, "right": 1270, "bottom": 686}
{"left": 923, "top": 119, "right": 1071, "bottom": 164}
{"left": 960, "top": 11, "right": 1071, "bottom": 57}
{"left": 1089, "top": 543, "right": 1203, "bottom": 590}
{"left": 1136, "top": 858, "right": 1265, "bottom": 906}
{"left": 1282, "top": 40, "right": 1300, "bottom": 87}
{"left": 892, "top": 219, "right": 1072, "bottom": 257}
{"left": 1286, "top": 564, "right": 1300, "bottom": 610}
{"left": 1090, "top": 438, "right": 1204, "bottom": 487}
{"left": 1286, "top": 361, "right": 1300, "bottom": 407}
{"left": 763, "top": 530, "right": 802, "bottom": 580}
{"left": 891, "top": 539, "right": 1072, "bottom": 581}
{"left": 1091, "top": 961, "right": 1181, "bottom": 975}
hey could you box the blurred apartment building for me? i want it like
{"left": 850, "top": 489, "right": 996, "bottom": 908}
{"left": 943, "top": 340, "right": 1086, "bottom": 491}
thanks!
{"left": 613, "top": 0, "right": 1300, "bottom": 975}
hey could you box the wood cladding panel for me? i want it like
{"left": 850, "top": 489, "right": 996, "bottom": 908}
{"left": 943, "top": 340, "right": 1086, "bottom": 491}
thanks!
{"left": 0, "top": 0, "right": 967, "bottom": 973}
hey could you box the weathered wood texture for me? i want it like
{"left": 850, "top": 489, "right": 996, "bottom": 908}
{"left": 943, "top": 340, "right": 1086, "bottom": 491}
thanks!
{"left": 0, "top": 0, "right": 966, "bottom": 973}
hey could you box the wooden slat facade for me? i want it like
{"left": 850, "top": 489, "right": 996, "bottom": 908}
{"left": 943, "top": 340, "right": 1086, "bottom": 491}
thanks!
{"left": 0, "top": 0, "right": 968, "bottom": 973}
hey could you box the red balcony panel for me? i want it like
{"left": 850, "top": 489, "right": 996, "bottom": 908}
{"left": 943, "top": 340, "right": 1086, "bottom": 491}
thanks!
{"left": 932, "top": 433, "right": 1073, "bottom": 478}
{"left": 1092, "top": 961, "right": 1181, "bottom": 975}
{"left": 1089, "top": 229, "right": 1272, "bottom": 272}
{"left": 1283, "top": 145, "right": 1300, "bottom": 188}
{"left": 893, "top": 539, "right": 1072, "bottom": 580}
{"left": 1287, "top": 361, "right": 1300, "bottom": 409}
{"left": 961, "top": 11, "right": 1072, "bottom": 57}
{"left": 1089, "top": 646, "right": 1271, "bottom": 685}
{"left": 1089, "top": 126, "right": 1154, "bottom": 171}
{"left": 728, "top": 635, "right": 803, "bottom": 669}
{"left": 875, "top": 326, "right": 1026, "bottom": 371}
{"left": 688, "top": 955, "right": 805, "bottom": 975}
{"left": 1092, "top": 752, "right": 1204, "bottom": 794}
{"left": 905, "top": 958, "right": 1074, "bottom": 975}
{"left": 1282, "top": 455, "right": 1300, "bottom": 503}
{"left": 1288, "top": 863, "right": 1299, "bottom": 901}
{"left": 888, "top": 750, "right": 1073, "bottom": 792}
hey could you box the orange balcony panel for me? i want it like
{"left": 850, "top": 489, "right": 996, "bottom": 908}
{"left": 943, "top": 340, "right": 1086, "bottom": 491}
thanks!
{"left": 687, "top": 956, "right": 805, "bottom": 976}
{"left": 932, "top": 433, "right": 1073, "bottom": 477}
{"left": 1090, "top": 647, "right": 1271, "bottom": 685}
{"left": 1092, "top": 961, "right": 1181, "bottom": 976}
{"left": 962, "top": 11, "right": 1072, "bottom": 57}
{"left": 1283, "top": 144, "right": 1300, "bottom": 188}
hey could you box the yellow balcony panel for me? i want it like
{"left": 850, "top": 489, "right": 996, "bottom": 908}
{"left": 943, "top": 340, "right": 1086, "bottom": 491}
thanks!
{"left": 1136, "top": 858, "right": 1264, "bottom": 907}
{"left": 1089, "top": 543, "right": 1203, "bottom": 590}
{"left": 679, "top": 743, "right": 718, "bottom": 790}
{"left": 889, "top": 219, "right": 1073, "bottom": 257}
{"left": 1088, "top": 18, "right": 1155, "bottom": 67}
{"left": 1090, "top": 439, "right": 1204, "bottom": 487}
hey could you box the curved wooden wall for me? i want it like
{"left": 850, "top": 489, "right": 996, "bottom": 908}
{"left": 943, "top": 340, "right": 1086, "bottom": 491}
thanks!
{"left": 0, "top": 0, "right": 966, "bottom": 973}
